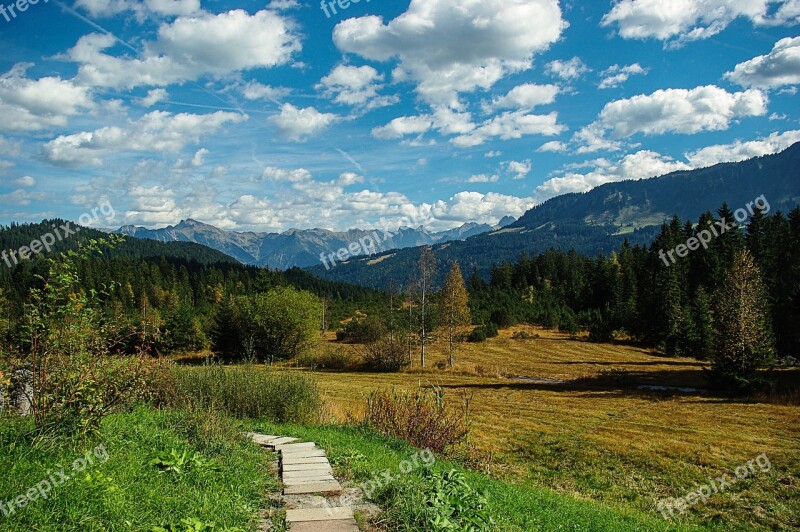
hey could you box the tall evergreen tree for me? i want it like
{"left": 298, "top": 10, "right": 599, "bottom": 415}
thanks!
{"left": 712, "top": 250, "right": 774, "bottom": 390}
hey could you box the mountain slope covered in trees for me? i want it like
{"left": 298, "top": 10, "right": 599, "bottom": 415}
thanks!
{"left": 309, "top": 144, "right": 800, "bottom": 289}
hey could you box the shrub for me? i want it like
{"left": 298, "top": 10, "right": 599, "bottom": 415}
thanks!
{"left": 293, "top": 347, "right": 356, "bottom": 370}
{"left": 171, "top": 365, "right": 320, "bottom": 423}
{"left": 467, "top": 327, "right": 487, "bottom": 343}
{"left": 490, "top": 309, "right": 513, "bottom": 328}
{"left": 336, "top": 316, "right": 386, "bottom": 344}
{"left": 511, "top": 330, "right": 540, "bottom": 340}
{"left": 365, "top": 387, "right": 469, "bottom": 452}
{"left": 363, "top": 335, "right": 409, "bottom": 372}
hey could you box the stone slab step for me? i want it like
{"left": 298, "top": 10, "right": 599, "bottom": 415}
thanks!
{"left": 283, "top": 468, "right": 336, "bottom": 479}
{"left": 245, "top": 433, "right": 280, "bottom": 445}
{"left": 286, "top": 507, "right": 353, "bottom": 522}
{"left": 280, "top": 449, "right": 326, "bottom": 459}
{"left": 282, "top": 456, "right": 330, "bottom": 465}
{"left": 284, "top": 480, "right": 342, "bottom": 495}
{"left": 265, "top": 436, "right": 299, "bottom": 448}
{"left": 288, "top": 518, "right": 359, "bottom": 532}
{"left": 284, "top": 475, "right": 336, "bottom": 485}
{"left": 282, "top": 463, "right": 334, "bottom": 472}
{"left": 277, "top": 442, "right": 317, "bottom": 452}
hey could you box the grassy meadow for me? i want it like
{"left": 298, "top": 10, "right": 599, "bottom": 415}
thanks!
{"left": 266, "top": 327, "right": 800, "bottom": 530}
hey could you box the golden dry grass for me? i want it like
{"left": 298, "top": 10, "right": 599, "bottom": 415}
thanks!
{"left": 275, "top": 326, "right": 800, "bottom": 529}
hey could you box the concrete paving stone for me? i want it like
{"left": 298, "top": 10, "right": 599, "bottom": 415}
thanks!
{"left": 283, "top": 469, "right": 336, "bottom": 479}
{"left": 265, "top": 436, "right": 299, "bottom": 447}
{"left": 282, "top": 456, "right": 330, "bottom": 465}
{"left": 283, "top": 481, "right": 342, "bottom": 495}
{"left": 277, "top": 442, "right": 317, "bottom": 452}
{"left": 283, "top": 475, "right": 337, "bottom": 485}
{"left": 280, "top": 449, "right": 326, "bottom": 459}
{"left": 287, "top": 518, "right": 359, "bottom": 532}
{"left": 286, "top": 507, "right": 353, "bottom": 522}
{"left": 282, "top": 463, "right": 333, "bottom": 472}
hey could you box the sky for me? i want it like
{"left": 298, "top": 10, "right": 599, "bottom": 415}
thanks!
{"left": 0, "top": 0, "right": 798, "bottom": 233}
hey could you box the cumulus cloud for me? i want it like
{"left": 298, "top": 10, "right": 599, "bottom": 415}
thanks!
{"left": 504, "top": 159, "right": 532, "bottom": 180}
{"left": 14, "top": 176, "right": 36, "bottom": 187}
{"left": 467, "top": 173, "right": 499, "bottom": 183}
{"left": 537, "top": 140, "right": 567, "bottom": 152}
{"left": 725, "top": 36, "right": 800, "bottom": 88}
{"left": 0, "top": 64, "right": 93, "bottom": 132}
{"left": 269, "top": 104, "right": 339, "bottom": 141}
{"left": 452, "top": 111, "right": 564, "bottom": 147}
{"left": 66, "top": 10, "right": 301, "bottom": 89}
{"left": 43, "top": 110, "right": 246, "bottom": 167}
{"left": 333, "top": 0, "right": 566, "bottom": 107}
{"left": 239, "top": 81, "right": 290, "bottom": 102}
{"left": 372, "top": 115, "right": 433, "bottom": 139}
{"left": 139, "top": 88, "right": 168, "bottom": 107}
{"left": 545, "top": 57, "right": 590, "bottom": 81}
{"left": 490, "top": 83, "right": 560, "bottom": 110}
{"left": 598, "top": 63, "right": 648, "bottom": 89}
{"left": 586, "top": 85, "right": 767, "bottom": 143}
{"left": 431, "top": 191, "right": 536, "bottom": 224}
{"left": 601, "top": 0, "right": 799, "bottom": 45}
{"left": 317, "top": 64, "right": 398, "bottom": 110}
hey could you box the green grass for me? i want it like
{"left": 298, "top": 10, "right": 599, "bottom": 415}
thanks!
{"left": 0, "top": 406, "right": 278, "bottom": 531}
{"left": 248, "top": 420, "right": 695, "bottom": 532}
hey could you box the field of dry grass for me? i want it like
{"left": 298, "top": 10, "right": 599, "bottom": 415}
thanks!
{"left": 276, "top": 327, "right": 800, "bottom": 530}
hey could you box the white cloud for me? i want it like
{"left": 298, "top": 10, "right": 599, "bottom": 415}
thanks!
{"left": 67, "top": 10, "right": 301, "bottom": 89}
{"left": 43, "top": 110, "right": 247, "bottom": 167}
{"left": 537, "top": 140, "right": 567, "bottom": 152}
{"left": 504, "top": 159, "right": 532, "bottom": 180}
{"left": 333, "top": 0, "right": 566, "bottom": 107}
{"left": 139, "top": 88, "right": 168, "bottom": 107}
{"left": 467, "top": 173, "right": 499, "bottom": 183}
{"left": 262, "top": 166, "right": 313, "bottom": 182}
{"left": 545, "top": 57, "right": 590, "bottom": 81}
{"left": 0, "top": 64, "right": 93, "bottom": 132}
{"left": 485, "top": 150, "right": 502, "bottom": 157}
{"left": 431, "top": 191, "right": 536, "bottom": 224}
{"left": 269, "top": 104, "right": 339, "bottom": 141}
{"left": 452, "top": 111, "right": 564, "bottom": 147}
{"left": 601, "top": 0, "right": 799, "bottom": 45}
{"left": 685, "top": 129, "right": 800, "bottom": 166}
{"left": 338, "top": 172, "right": 365, "bottom": 186}
{"left": 589, "top": 85, "right": 767, "bottom": 140}
{"left": 539, "top": 130, "right": 800, "bottom": 198}
{"left": 598, "top": 63, "right": 648, "bottom": 89}
{"left": 372, "top": 115, "right": 433, "bottom": 139}
{"left": 537, "top": 150, "right": 692, "bottom": 197}
{"left": 317, "top": 64, "right": 398, "bottom": 110}
{"left": 725, "top": 36, "right": 800, "bottom": 88}
{"left": 240, "top": 81, "right": 290, "bottom": 102}
{"left": 13, "top": 176, "right": 36, "bottom": 187}
{"left": 490, "top": 83, "right": 560, "bottom": 110}
{"left": 75, "top": 0, "right": 201, "bottom": 18}
{"left": 0, "top": 189, "right": 47, "bottom": 206}
{"left": 0, "top": 136, "right": 22, "bottom": 157}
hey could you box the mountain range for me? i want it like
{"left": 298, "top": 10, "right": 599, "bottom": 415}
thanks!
{"left": 307, "top": 142, "right": 800, "bottom": 288}
{"left": 116, "top": 217, "right": 515, "bottom": 270}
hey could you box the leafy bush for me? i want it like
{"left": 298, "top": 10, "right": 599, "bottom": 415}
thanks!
{"left": 336, "top": 315, "right": 386, "bottom": 344}
{"left": 384, "top": 469, "right": 494, "bottom": 531}
{"left": 511, "top": 330, "right": 540, "bottom": 340}
{"left": 211, "top": 287, "right": 321, "bottom": 362}
{"left": 365, "top": 387, "right": 469, "bottom": 452}
{"left": 171, "top": 365, "right": 320, "bottom": 423}
{"left": 490, "top": 309, "right": 514, "bottom": 328}
{"left": 467, "top": 323, "right": 498, "bottom": 343}
{"left": 363, "top": 335, "right": 409, "bottom": 372}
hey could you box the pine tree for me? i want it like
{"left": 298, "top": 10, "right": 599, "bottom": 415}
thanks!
{"left": 441, "top": 262, "right": 471, "bottom": 368}
{"left": 712, "top": 249, "right": 774, "bottom": 390}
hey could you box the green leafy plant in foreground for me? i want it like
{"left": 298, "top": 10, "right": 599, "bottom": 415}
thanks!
{"left": 387, "top": 468, "right": 494, "bottom": 531}
{"left": 149, "top": 449, "right": 219, "bottom": 475}
{"left": 151, "top": 517, "right": 245, "bottom": 532}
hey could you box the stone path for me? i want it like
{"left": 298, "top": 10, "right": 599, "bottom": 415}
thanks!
{"left": 246, "top": 432, "right": 359, "bottom": 531}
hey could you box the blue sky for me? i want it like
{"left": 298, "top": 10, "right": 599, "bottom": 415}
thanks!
{"left": 0, "top": 0, "right": 798, "bottom": 232}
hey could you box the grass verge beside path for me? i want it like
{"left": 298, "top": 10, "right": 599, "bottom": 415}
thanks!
{"left": 0, "top": 406, "right": 278, "bottom": 531}
{"left": 250, "top": 420, "right": 694, "bottom": 532}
